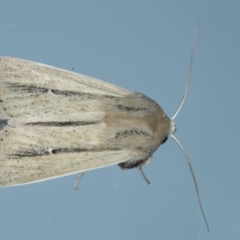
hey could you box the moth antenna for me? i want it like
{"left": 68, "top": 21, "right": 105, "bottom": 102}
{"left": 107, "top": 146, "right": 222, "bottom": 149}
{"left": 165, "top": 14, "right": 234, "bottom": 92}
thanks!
{"left": 170, "top": 134, "right": 209, "bottom": 231}
{"left": 168, "top": 22, "right": 208, "bottom": 230}
{"left": 138, "top": 166, "right": 150, "bottom": 185}
{"left": 74, "top": 172, "right": 85, "bottom": 190}
{"left": 171, "top": 20, "right": 199, "bottom": 120}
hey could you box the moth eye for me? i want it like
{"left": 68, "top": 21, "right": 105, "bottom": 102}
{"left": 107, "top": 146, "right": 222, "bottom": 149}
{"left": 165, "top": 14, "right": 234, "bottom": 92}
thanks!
{"left": 173, "top": 125, "right": 177, "bottom": 134}
{"left": 161, "top": 137, "right": 168, "bottom": 144}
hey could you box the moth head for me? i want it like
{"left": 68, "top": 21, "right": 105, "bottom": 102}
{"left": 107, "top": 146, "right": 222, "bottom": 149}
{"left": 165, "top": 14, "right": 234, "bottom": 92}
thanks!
{"left": 169, "top": 120, "right": 177, "bottom": 135}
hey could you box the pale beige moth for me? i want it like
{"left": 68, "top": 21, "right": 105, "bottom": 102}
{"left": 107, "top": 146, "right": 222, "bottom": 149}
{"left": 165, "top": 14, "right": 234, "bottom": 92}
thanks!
{"left": 0, "top": 22, "right": 208, "bottom": 230}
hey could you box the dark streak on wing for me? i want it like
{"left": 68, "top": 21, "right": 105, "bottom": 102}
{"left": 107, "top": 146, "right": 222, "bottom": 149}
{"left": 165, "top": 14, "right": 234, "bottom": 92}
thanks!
{"left": 25, "top": 121, "right": 100, "bottom": 127}
{"left": 115, "top": 128, "right": 153, "bottom": 139}
{"left": 0, "top": 119, "right": 9, "bottom": 130}
{"left": 10, "top": 147, "right": 122, "bottom": 158}
{"left": 8, "top": 84, "right": 48, "bottom": 94}
{"left": 6, "top": 83, "right": 119, "bottom": 99}
{"left": 51, "top": 89, "right": 117, "bottom": 99}
{"left": 116, "top": 105, "right": 148, "bottom": 111}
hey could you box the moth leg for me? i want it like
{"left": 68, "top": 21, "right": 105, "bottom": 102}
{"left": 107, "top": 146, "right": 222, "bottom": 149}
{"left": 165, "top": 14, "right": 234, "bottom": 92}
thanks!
{"left": 119, "top": 157, "right": 152, "bottom": 184}
{"left": 73, "top": 172, "right": 85, "bottom": 190}
{"left": 138, "top": 166, "right": 150, "bottom": 185}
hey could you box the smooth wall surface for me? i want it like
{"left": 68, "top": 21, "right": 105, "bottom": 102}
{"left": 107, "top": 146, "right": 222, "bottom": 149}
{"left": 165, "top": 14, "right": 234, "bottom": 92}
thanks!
{"left": 0, "top": 1, "right": 239, "bottom": 239}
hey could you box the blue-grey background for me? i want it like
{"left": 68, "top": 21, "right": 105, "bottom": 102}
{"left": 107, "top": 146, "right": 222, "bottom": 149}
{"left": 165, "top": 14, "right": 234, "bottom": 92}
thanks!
{"left": 0, "top": 1, "right": 239, "bottom": 239}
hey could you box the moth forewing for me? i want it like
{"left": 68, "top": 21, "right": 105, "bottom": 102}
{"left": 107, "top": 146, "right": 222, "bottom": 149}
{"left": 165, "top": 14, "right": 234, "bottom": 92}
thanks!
{"left": 0, "top": 57, "right": 170, "bottom": 187}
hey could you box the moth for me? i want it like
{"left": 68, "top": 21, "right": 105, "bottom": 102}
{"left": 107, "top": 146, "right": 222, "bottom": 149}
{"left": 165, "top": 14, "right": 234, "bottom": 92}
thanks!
{"left": 0, "top": 22, "right": 208, "bottom": 230}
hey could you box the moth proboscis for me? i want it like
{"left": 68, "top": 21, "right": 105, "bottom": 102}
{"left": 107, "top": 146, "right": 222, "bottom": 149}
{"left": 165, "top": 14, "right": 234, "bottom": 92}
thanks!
{"left": 0, "top": 21, "right": 209, "bottom": 231}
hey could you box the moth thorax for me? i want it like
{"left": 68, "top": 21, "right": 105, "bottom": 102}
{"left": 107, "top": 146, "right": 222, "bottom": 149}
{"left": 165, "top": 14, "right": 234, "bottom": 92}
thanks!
{"left": 169, "top": 120, "right": 177, "bottom": 135}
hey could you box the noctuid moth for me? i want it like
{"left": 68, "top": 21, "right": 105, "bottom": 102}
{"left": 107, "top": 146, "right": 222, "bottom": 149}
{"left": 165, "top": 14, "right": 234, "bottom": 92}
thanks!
{"left": 0, "top": 22, "right": 208, "bottom": 230}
